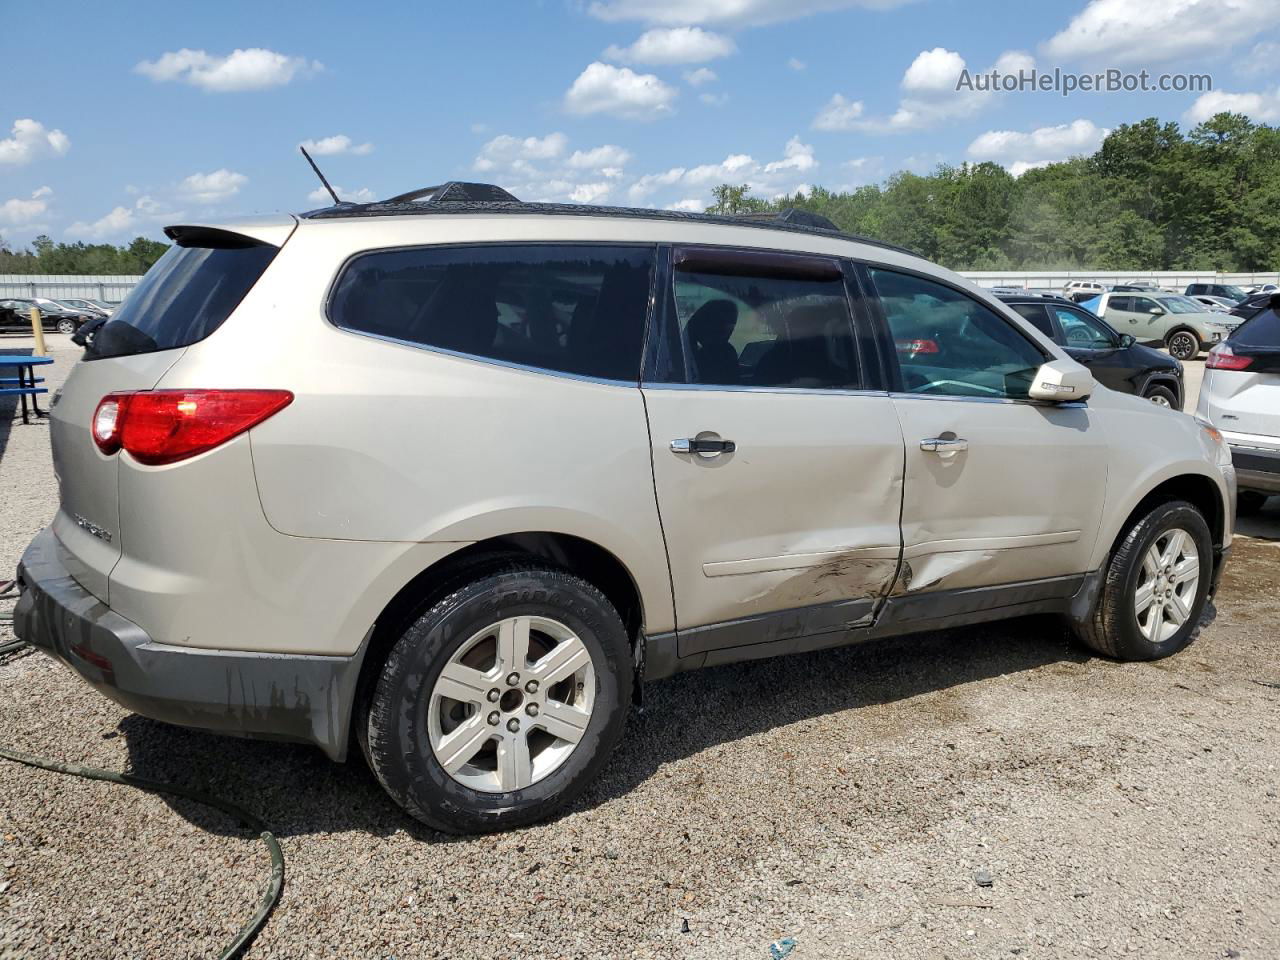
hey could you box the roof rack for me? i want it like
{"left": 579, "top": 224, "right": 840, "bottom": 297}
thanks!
{"left": 300, "top": 181, "right": 916, "bottom": 258}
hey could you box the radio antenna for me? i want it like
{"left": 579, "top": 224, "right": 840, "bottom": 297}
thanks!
{"left": 299, "top": 145, "right": 341, "bottom": 205}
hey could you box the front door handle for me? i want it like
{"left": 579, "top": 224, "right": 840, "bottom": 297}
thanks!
{"left": 920, "top": 436, "right": 968, "bottom": 455}
{"left": 671, "top": 437, "right": 736, "bottom": 455}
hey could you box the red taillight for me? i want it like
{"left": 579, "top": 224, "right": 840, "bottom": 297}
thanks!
{"left": 1206, "top": 344, "right": 1253, "bottom": 370}
{"left": 92, "top": 390, "right": 293, "bottom": 465}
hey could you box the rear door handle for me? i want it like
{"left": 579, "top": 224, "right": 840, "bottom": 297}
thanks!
{"left": 671, "top": 437, "right": 736, "bottom": 455}
{"left": 920, "top": 437, "right": 968, "bottom": 454}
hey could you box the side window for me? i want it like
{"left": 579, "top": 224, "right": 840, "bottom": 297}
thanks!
{"left": 1109, "top": 296, "right": 1133, "bottom": 312}
{"left": 1009, "top": 303, "right": 1057, "bottom": 339}
{"left": 1131, "top": 296, "right": 1158, "bottom": 313}
{"left": 1053, "top": 307, "right": 1116, "bottom": 348}
{"left": 869, "top": 267, "right": 1046, "bottom": 400}
{"left": 672, "top": 249, "right": 861, "bottom": 389}
{"left": 329, "top": 244, "right": 655, "bottom": 381}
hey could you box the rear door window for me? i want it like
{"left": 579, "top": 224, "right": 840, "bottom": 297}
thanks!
{"left": 88, "top": 231, "right": 278, "bottom": 360}
{"left": 1008, "top": 303, "right": 1056, "bottom": 339}
{"left": 329, "top": 244, "right": 655, "bottom": 382}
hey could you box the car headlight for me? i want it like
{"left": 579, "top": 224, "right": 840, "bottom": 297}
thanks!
{"left": 1196, "top": 417, "right": 1234, "bottom": 467}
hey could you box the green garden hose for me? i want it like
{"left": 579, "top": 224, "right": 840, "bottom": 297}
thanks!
{"left": 0, "top": 678, "right": 284, "bottom": 959}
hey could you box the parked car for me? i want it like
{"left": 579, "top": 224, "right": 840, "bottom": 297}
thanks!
{"left": 0, "top": 297, "right": 88, "bottom": 334}
{"left": 1089, "top": 292, "right": 1238, "bottom": 360}
{"left": 1185, "top": 283, "right": 1248, "bottom": 303}
{"left": 1190, "top": 295, "right": 1235, "bottom": 313}
{"left": 57, "top": 297, "right": 113, "bottom": 318}
{"left": 1197, "top": 306, "right": 1280, "bottom": 515}
{"left": 1245, "top": 283, "right": 1278, "bottom": 295}
{"left": 14, "top": 183, "right": 1235, "bottom": 833}
{"left": 1066, "top": 290, "right": 1103, "bottom": 304}
{"left": 999, "top": 295, "right": 1184, "bottom": 407}
{"left": 1063, "top": 280, "right": 1106, "bottom": 298}
{"left": 1112, "top": 283, "right": 1162, "bottom": 293}
{"left": 1228, "top": 292, "right": 1275, "bottom": 323}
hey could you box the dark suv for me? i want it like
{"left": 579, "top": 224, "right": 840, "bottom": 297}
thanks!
{"left": 1000, "top": 295, "right": 1184, "bottom": 408}
{"left": 1185, "top": 283, "right": 1248, "bottom": 304}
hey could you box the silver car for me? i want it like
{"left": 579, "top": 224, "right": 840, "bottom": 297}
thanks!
{"left": 1095, "top": 292, "right": 1238, "bottom": 360}
{"left": 13, "top": 184, "right": 1237, "bottom": 833}
{"left": 1197, "top": 307, "right": 1280, "bottom": 514}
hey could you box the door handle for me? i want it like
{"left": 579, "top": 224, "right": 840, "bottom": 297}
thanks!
{"left": 920, "top": 437, "right": 968, "bottom": 454}
{"left": 671, "top": 437, "right": 736, "bottom": 455}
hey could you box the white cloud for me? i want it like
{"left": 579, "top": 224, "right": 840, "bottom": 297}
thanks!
{"left": 700, "top": 91, "right": 730, "bottom": 106}
{"left": 178, "top": 168, "right": 248, "bottom": 203}
{"left": 1044, "top": 0, "right": 1280, "bottom": 65}
{"left": 569, "top": 182, "right": 613, "bottom": 204}
{"left": 0, "top": 118, "right": 71, "bottom": 166}
{"left": 665, "top": 198, "right": 705, "bottom": 211}
{"left": 564, "top": 62, "right": 679, "bottom": 119}
{"left": 307, "top": 185, "right": 377, "bottom": 204}
{"left": 587, "top": 0, "right": 918, "bottom": 27}
{"left": 628, "top": 167, "right": 688, "bottom": 202}
{"left": 135, "top": 48, "right": 322, "bottom": 92}
{"left": 474, "top": 133, "right": 569, "bottom": 173}
{"left": 66, "top": 207, "right": 136, "bottom": 241}
{"left": 0, "top": 186, "right": 53, "bottom": 226}
{"left": 604, "top": 27, "right": 735, "bottom": 64}
{"left": 567, "top": 144, "right": 633, "bottom": 169}
{"left": 763, "top": 136, "right": 816, "bottom": 174}
{"left": 812, "top": 94, "right": 865, "bottom": 131}
{"left": 967, "top": 119, "right": 1109, "bottom": 174}
{"left": 788, "top": 58, "right": 807, "bottom": 71}
{"left": 685, "top": 67, "right": 718, "bottom": 86}
{"left": 817, "top": 48, "right": 1034, "bottom": 133}
{"left": 1184, "top": 87, "right": 1280, "bottom": 124}
{"left": 627, "top": 138, "right": 819, "bottom": 209}
{"left": 300, "top": 134, "right": 373, "bottom": 156}
{"left": 1239, "top": 41, "right": 1280, "bottom": 75}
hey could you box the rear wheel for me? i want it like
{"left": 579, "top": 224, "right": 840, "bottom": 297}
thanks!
{"left": 1238, "top": 491, "right": 1270, "bottom": 515}
{"left": 1166, "top": 330, "right": 1200, "bottom": 361}
{"left": 362, "top": 564, "right": 632, "bottom": 833}
{"left": 1074, "top": 500, "right": 1212, "bottom": 661}
{"left": 1144, "top": 384, "right": 1179, "bottom": 409}
{"left": 56, "top": 318, "right": 76, "bottom": 335}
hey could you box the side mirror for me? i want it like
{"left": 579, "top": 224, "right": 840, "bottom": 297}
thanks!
{"left": 1028, "top": 358, "right": 1095, "bottom": 403}
{"left": 1149, "top": 307, "right": 1165, "bottom": 315}
{"left": 1119, "top": 333, "right": 1136, "bottom": 348}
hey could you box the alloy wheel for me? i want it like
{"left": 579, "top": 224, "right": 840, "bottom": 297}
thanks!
{"left": 1133, "top": 528, "right": 1199, "bottom": 644}
{"left": 1148, "top": 393, "right": 1171, "bottom": 408}
{"left": 1168, "top": 333, "right": 1197, "bottom": 360}
{"left": 428, "top": 615, "right": 595, "bottom": 793}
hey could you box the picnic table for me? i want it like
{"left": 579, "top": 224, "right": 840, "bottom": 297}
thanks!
{"left": 0, "top": 355, "right": 53, "bottom": 424}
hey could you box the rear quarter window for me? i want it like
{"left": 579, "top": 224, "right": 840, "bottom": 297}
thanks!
{"left": 328, "top": 244, "right": 656, "bottom": 382}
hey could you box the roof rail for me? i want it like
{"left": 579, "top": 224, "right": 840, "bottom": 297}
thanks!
{"left": 383, "top": 181, "right": 521, "bottom": 204}
{"left": 731, "top": 208, "right": 841, "bottom": 232}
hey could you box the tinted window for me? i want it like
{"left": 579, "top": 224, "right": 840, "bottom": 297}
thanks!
{"left": 870, "top": 268, "right": 1046, "bottom": 400}
{"left": 330, "top": 245, "right": 655, "bottom": 382}
{"left": 1009, "top": 303, "right": 1055, "bottom": 338}
{"left": 1109, "top": 296, "right": 1134, "bottom": 312}
{"left": 673, "top": 252, "right": 860, "bottom": 389}
{"left": 1132, "top": 296, "right": 1160, "bottom": 313}
{"left": 1232, "top": 309, "right": 1280, "bottom": 348}
{"left": 1053, "top": 307, "right": 1115, "bottom": 348}
{"left": 1187, "top": 285, "right": 1205, "bottom": 295}
{"left": 89, "top": 237, "right": 277, "bottom": 360}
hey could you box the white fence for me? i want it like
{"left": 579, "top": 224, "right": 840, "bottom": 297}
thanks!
{"left": 0, "top": 275, "right": 142, "bottom": 303}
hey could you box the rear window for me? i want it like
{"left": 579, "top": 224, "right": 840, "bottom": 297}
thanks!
{"left": 1231, "top": 309, "right": 1280, "bottom": 348}
{"left": 328, "top": 244, "right": 655, "bottom": 382}
{"left": 87, "top": 233, "right": 277, "bottom": 360}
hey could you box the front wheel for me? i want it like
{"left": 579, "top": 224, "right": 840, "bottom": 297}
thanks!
{"left": 1166, "top": 330, "right": 1201, "bottom": 361}
{"left": 56, "top": 318, "right": 76, "bottom": 335}
{"left": 362, "top": 564, "right": 632, "bottom": 833}
{"left": 1144, "top": 384, "right": 1179, "bottom": 409}
{"left": 1074, "top": 500, "right": 1212, "bottom": 661}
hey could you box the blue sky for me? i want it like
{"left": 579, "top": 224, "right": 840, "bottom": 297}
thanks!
{"left": 6, "top": 0, "right": 1280, "bottom": 245}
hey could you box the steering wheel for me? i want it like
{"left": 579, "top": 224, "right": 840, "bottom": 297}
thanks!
{"left": 916, "top": 379, "right": 1003, "bottom": 397}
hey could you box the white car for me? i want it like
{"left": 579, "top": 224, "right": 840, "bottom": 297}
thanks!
{"left": 1190, "top": 295, "right": 1236, "bottom": 314}
{"left": 1197, "top": 307, "right": 1280, "bottom": 514}
{"left": 14, "top": 182, "right": 1237, "bottom": 833}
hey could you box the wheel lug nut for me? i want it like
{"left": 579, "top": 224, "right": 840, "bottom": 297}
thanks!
{"left": 506, "top": 672, "right": 520, "bottom": 686}
{"left": 526, "top": 703, "right": 539, "bottom": 717}
{"left": 507, "top": 718, "right": 521, "bottom": 733}
{"left": 525, "top": 679, "right": 539, "bottom": 694}
{"left": 487, "top": 711, "right": 500, "bottom": 726}
{"left": 487, "top": 688, "right": 500, "bottom": 703}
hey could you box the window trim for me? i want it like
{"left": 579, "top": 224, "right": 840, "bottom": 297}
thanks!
{"left": 323, "top": 239, "right": 660, "bottom": 386}
{"left": 860, "top": 261, "right": 1056, "bottom": 405}
{"left": 645, "top": 243, "right": 874, "bottom": 393}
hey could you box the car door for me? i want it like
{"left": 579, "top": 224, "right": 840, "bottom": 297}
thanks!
{"left": 642, "top": 248, "right": 905, "bottom": 658}
{"left": 863, "top": 265, "right": 1108, "bottom": 602}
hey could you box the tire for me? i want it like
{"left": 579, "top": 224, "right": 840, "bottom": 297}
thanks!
{"left": 1074, "top": 500, "right": 1212, "bottom": 661}
{"left": 1237, "top": 491, "right": 1269, "bottom": 515}
{"left": 362, "top": 564, "right": 632, "bottom": 833}
{"left": 1144, "top": 383, "right": 1179, "bottom": 409}
{"left": 1166, "top": 330, "right": 1200, "bottom": 361}
{"left": 56, "top": 318, "right": 76, "bottom": 335}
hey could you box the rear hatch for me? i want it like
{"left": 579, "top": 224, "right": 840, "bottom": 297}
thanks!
{"left": 1205, "top": 308, "right": 1280, "bottom": 447}
{"left": 49, "top": 217, "right": 294, "bottom": 600}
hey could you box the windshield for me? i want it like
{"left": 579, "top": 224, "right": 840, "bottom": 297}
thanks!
{"left": 1221, "top": 285, "right": 1248, "bottom": 300}
{"left": 1156, "top": 296, "right": 1208, "bottom": 314}
{"left": 88, "top": 236, "right": 278, "bottom": 360}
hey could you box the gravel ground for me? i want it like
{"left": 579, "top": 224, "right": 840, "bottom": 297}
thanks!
{"left": 1, "top": 343, "right": 1278, "bottom": 959}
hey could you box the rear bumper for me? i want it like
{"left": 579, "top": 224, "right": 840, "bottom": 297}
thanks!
{"left": 1230, "top": 445, "right": 1280, "bottom": 494}
{"left": 13, "top": 527, "right": 364, "bottom": 760}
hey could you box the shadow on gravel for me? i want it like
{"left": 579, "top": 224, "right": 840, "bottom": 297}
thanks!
{"left": 119, "top": 614, "right": 1089, "bottom": 841}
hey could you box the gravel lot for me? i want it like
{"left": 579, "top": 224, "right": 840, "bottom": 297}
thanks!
{"left": 1, "top": 340, "right": 1278, "bottom": 959}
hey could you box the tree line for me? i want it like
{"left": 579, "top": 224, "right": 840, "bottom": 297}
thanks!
{"left": 0, "top": 234, "right": 169, "bottom": 276}
{"left": 708, "top": 112, "right": 1280, "bottom": 273}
